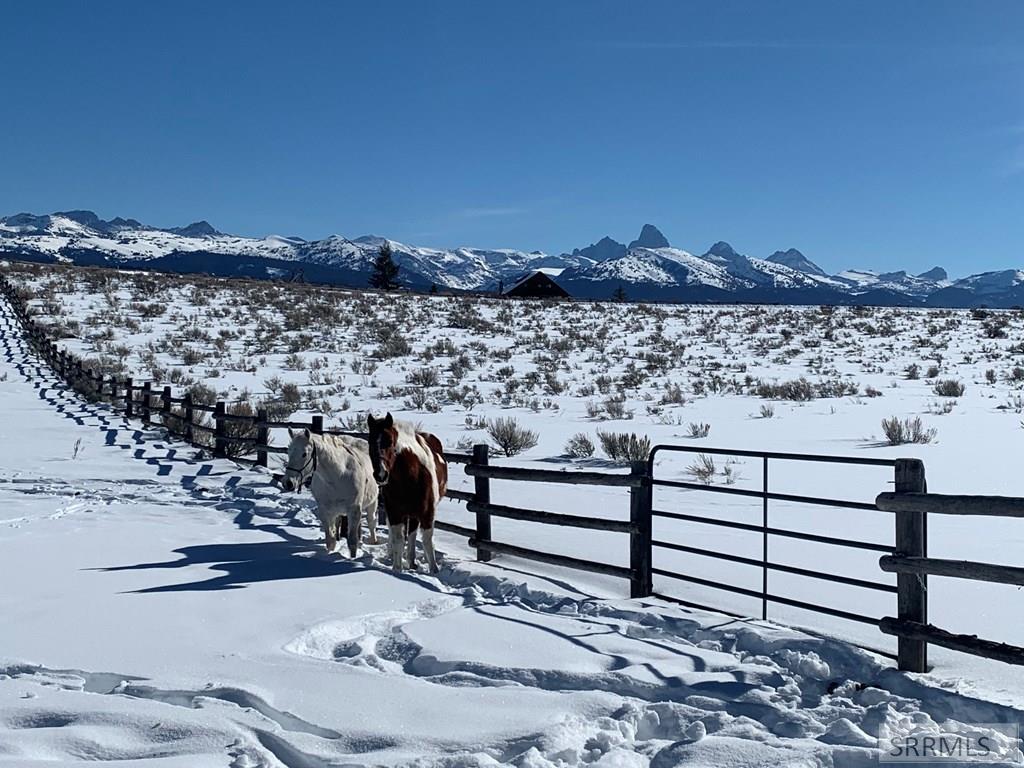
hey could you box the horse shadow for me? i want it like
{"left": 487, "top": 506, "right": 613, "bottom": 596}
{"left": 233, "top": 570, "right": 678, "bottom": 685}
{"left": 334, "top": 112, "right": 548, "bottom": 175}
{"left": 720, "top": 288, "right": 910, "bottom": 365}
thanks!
{"left": 92, "top": 508, "right": 447, "bottom": 595}
{"left": 94, "top": 539, "right": 361, "bottom": 593}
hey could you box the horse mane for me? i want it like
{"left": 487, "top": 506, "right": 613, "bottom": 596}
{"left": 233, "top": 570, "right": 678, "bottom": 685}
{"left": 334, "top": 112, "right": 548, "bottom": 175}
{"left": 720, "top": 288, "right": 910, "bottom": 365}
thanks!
{"left": 389, "top": 420, "right": 442, "bottom": 457}
{"left": 307, "top": 432, "right": 368, "bottom": 464}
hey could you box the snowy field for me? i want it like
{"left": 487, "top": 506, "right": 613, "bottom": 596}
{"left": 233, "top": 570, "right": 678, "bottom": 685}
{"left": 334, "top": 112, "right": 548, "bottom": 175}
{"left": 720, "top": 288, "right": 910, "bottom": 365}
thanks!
{"left": 3, "top": 262, "right": 1024, "bottom": 758}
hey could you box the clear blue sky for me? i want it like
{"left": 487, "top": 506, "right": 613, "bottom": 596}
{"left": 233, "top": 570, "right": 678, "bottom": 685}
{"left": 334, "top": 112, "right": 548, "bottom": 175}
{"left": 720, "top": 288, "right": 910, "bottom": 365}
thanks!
{"left": 3, "top": 1, "right": 1023, "bottom": 275}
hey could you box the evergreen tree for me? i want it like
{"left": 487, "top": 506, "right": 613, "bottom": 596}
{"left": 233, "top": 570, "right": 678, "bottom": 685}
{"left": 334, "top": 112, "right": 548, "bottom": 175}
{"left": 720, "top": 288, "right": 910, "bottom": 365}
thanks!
{"left": 369, "top": 242, "right": 400, "bottom": 290}
{"left": 612, "top": 284, "right": 627, "bottom": 303}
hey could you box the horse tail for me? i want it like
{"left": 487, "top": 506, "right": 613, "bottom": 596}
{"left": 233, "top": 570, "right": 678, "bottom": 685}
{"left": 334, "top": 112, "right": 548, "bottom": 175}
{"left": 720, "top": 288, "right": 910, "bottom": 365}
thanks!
{"left": 419, "top": 432, "right": 448, "bottom": 500}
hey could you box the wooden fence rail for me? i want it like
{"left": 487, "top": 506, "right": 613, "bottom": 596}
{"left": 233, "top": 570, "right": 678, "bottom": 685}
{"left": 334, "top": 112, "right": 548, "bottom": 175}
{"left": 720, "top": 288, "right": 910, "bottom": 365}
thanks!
{"left": 875, "top": 491, "right": 1024, "bottom": 668}
{"left": 5, "top": 271, "right": 1024, "bottom": 675}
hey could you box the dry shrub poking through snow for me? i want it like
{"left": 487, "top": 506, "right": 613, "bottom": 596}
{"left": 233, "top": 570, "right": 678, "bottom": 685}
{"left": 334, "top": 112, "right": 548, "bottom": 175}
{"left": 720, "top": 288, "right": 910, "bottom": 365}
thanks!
{"left": 596, "top": 430, "right": 651, "bottom": 463}
{"left": 374, "top": 328, "right": 412, "bottom": 359}
{"left": 222, "top": 401, "right": 259, "bottom": 458}
{"left": 756, "top": 378, "right": 815, "bottom": 401}
{"left": 188, "top": 382, "right": 218, "bottom": 406}
{"left": 602, "top": 395, "right": 632, "bottom": 420}
{"left": 881, "top": 416, "right": 937, "bottom": 446}
{"left": 486, "top": 417, "right": 539, "bottom": 457}
{"left": 933, "top": 379, "right": 965, "bottom": 397}
{"left": 687, "top": 422, "right": 711, "bottom": 438}
{"left": 564, "top": 432, "right": 596, "bottom": 458}
{"left": 687, "top": 454, "right": 716, "bottom": 484}
{"left": 759, "top": 404, "right": 775, "bottom": 419}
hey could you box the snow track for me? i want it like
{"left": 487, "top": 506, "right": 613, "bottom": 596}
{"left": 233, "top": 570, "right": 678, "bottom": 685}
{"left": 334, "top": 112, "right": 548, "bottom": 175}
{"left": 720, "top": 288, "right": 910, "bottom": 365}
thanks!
{"left": 1, "top": 294, "right": 1023, "bottom": 766}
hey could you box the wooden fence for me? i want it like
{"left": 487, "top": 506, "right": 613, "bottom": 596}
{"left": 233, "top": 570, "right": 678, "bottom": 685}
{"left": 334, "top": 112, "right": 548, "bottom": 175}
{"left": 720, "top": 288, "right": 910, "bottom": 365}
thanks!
{"left": 3, "top": 272, "right": 1023, "bottom": 674}
{"left": 875, "top": 491, "right": 1024, "bottom": 668}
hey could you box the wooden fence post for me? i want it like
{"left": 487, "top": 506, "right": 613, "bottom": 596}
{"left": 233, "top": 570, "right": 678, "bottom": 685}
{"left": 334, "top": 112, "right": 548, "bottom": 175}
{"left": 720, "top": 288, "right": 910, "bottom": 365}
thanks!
{"left": 124, "top": 377, "right": 134, "bottom": 417}
{"left": 894, "top": 458, "right": 928, "bottom": 673}
{"left": 214, "top": 401, "right": 227, "bottom": 458}
{"left": 183, "top": 393, "right": 194, "bottom": 445}
{"left": 311, "top": 414, "right": 324, "bottom": 435}
{"left": 141, "top": 382, "right": 152, "bottom": 425}
{"left": 629, "top": 460, "right": 654, "bottom": 598}
{"left": 256, "top": 408, "right": 268, "bottom": 468}
{"left": 473, "top": 444, "right": 492, "bottom": 562}
{"left": 161, "top": 386, "right": 172, "bottom": 432}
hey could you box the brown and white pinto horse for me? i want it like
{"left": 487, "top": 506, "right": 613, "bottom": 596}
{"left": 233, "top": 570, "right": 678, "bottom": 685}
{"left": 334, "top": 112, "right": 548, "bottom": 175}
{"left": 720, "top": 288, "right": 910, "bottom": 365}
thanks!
{"left": 366, "top": 413, "right": 447, "bottom": 573}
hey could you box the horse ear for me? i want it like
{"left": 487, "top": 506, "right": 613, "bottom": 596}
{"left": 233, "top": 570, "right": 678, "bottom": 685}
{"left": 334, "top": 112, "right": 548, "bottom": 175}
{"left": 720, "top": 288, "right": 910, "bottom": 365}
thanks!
{"left": 288, "top": 428, "right": 295, "bottom": 439}
{"left": 303, "top": 428, "right": 310, "bottom": 438}
{"left": 383, "top": 412, "right": 394, "bottom": 428}
{"left": 366, "top": 413, "right": 376, "bottom": 429}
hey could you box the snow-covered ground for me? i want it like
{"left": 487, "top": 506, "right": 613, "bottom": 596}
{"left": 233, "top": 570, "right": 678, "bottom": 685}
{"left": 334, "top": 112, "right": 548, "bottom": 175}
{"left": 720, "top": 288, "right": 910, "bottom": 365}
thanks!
{"left": 3, "top": 263, "right": 1024, "bottom": 764}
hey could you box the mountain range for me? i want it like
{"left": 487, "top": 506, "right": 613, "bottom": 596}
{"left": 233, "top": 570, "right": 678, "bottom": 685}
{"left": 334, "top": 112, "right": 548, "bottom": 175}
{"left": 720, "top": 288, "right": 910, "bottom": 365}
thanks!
{"left": 2, "top": 210, "right": 1023, "bottom": 308}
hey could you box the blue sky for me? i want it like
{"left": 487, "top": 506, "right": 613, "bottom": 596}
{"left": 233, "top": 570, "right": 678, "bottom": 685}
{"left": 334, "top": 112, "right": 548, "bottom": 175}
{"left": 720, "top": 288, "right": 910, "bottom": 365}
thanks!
{"left": 2, "top": 1, "right": 1022, "bottom": 276}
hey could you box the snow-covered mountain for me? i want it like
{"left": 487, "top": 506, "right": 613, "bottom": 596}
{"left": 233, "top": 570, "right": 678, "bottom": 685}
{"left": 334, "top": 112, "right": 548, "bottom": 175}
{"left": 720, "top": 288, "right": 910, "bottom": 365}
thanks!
{"left": 2, "top": 211, "right": 1022, "bottom": 306}
{"left": 0, "top": 210, "right": 587, "bottom": 292}
{"left": 559, "top": 229, "right": 861, "bottom": 303}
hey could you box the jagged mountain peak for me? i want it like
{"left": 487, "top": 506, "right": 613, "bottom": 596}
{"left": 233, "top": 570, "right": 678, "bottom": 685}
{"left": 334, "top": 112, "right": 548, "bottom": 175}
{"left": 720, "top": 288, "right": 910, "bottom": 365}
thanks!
{"left": 705, "top": 241, "right": 741, "bottom": 260}
{"left": 168, "top": 220, "right": 221, "bottom": 238}
{"left": 766, "top": 248, "right": 826, "bottom": 277}
{"left": 918, "top": 266, "right": 948, "bottom": 282}
{"left": 107, "top": 217, "right": 146, "bottom": 230}
{"left": 54, "top": 210, "right": 105, "bottom": 229}
{"left": 879, "top": 270, "right": 908, "bottom": 282}
{"left": 569, "top": 236, "right": 627, "bottom": 263}
{"left": 628, "top": 224, "right": 670, "bottom": 250}
{"left": 704, "top": 240, "right": 745, "bottom": 264}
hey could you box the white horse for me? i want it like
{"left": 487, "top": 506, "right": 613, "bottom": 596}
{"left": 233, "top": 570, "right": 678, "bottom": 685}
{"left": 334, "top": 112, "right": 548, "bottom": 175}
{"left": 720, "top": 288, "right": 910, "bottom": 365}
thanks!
{"left": 282, "top": 429, "right": 379, "bottom": 557}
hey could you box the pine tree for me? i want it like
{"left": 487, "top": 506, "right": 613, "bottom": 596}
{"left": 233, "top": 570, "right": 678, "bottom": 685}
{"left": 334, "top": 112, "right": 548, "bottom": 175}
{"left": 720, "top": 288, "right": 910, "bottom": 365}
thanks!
{"left": 612, "top": 284, "right": 627, "bottom": 303}
{"left": 369, "top": 242, "right": 400, "bottom": 290}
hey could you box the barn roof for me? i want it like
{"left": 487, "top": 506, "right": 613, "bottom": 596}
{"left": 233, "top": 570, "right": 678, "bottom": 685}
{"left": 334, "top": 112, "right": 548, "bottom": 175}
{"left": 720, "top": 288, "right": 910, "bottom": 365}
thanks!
{"left": 500, "top": 270, "right": 571, "bottom": 299}
{"left": 503, "top": 271, "right": 540, "bottom": 293}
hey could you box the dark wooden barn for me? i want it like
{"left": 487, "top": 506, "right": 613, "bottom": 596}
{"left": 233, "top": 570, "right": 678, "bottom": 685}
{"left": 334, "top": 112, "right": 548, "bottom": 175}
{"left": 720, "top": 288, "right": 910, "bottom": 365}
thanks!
{"left": 501, "top": 271, "right": 570, "bottom": 299}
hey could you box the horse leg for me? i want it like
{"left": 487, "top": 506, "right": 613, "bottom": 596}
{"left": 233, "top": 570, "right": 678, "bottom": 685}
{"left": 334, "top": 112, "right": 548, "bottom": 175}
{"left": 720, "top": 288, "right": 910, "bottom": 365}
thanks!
{"left": 405, "top": 520, "right": 418, "bottom": 570}
{"left": 366, "top": 499, "right": 378, "bottom": 545}
{"left": 389, "top": 522, "right": 405, "bottom": 573}
{"left": 421, "top": 527, "right": 439, "bottom": 574}
{"left": 320, "top": 509, "right": 339, "bottom": 553}
{"left": 347, "top": 507, "right": 360, "bottom": 559}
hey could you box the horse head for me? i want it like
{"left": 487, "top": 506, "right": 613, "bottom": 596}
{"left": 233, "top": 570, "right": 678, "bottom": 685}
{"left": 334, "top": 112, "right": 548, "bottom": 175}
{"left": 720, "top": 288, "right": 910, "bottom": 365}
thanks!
{"left": 366, "top": 412, "right": 397, "bottom": 486}
{"left": 282, "top": 428, "right": 316, "bottom": 492}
